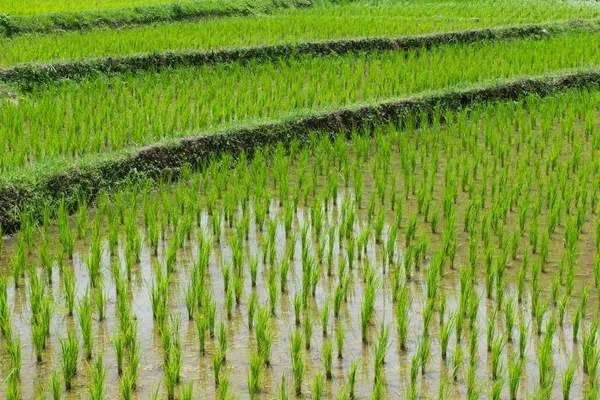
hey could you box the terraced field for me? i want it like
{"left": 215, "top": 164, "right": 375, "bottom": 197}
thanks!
{"left": 1, "top": 0, "right": 600, "bottom": 399}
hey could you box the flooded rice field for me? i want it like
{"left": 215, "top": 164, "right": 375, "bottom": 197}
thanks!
{"left": 1, "top": 90, "right": 600, "bottom": 399}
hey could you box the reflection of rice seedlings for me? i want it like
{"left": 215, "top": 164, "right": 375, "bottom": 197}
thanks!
{"left": 248, "top": 349, "right": 262, "bottom": 397}
{"left": 78, "top": 289, "right": 94, "bottom": 359}
{"left": 508, "top": 355, "right": 525, "bottom": 400}
{"left": 59, "top": 328, "right": 79, "bottom": 390}
{"left": 87, "top": 353, "right": 107, "bottom": 400}
{"left": 290, "top": 329, "right": 304, "bottom": 396}
{"left": 312, "top": 370, "right": 325, "bottom": 400}
{"left": 562, "top": 357, "right": 578, "bottom": 400}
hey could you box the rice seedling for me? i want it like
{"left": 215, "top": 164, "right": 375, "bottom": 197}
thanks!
{"left": 248, "top": 349, "right": 262, "bottom": 397}
{"left": 374, "top": 323, "right": 390, "bottom": 382}
{"left": 441, "top": 314, "right": 456, "bottom": 361}
{"left": 321, "top": 300, "right": 330, "bottom": 337}
{"left": 563, "top": 357, "right": 578, "bottom": 400}
{"left": 87, "top": 353, "right": 107, "bottom": 400}
{"left": 50, "top": 369, "right": 61, "bottom": 400}
{"left": 256, "top": 306, "right": 272, "bottom": 366}
{"left": 59, "top": 328, "right": 79, "bottom": 390}
{"left": 573, "top": 308, "right": 582, "bottom": 343}
{"left": 78, "top": 289, "right": 94, "bottom": 359}
{"left": 348, "top": 360, "right": 359, "bottom": 400}
{"left": 508, "top": 357, "right": 525, "bottom": 400}
{"left": 312, "top": 370, "right": 325, "bottom": 400}
{"left": 304, "top": 309, "right": 313, "bottom": 351}
{"left": 120, "top": 372, "right": 134, "bottom": 400}
{"left": 112, "top": 332, "right": 125, "bottom": 376}
{"left": 290, "top": 329, "right": 304, "bottom": 396}
{"left": 213, "top": 346, "right": 226, "bottom": 387}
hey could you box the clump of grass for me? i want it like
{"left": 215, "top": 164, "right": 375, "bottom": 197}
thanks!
{"left": 59, "top": 328, "right": 79, "bottom": 390}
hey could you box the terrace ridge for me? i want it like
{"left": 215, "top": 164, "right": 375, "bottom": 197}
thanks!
{"left": 0, "top": 0, "right": 309, "bottom": 37}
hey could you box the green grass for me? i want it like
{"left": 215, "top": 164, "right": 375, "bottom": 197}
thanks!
{"left": 3, "top": 30, "right": 600, "bottom": 175}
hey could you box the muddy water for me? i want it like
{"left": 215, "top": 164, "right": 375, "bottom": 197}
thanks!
{"left": 0, "top": 112, "right": 599, "bottom": 399}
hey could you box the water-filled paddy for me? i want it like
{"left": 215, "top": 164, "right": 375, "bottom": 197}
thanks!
{"left": 1, "top": 89, "right": 600, "bottom": 399}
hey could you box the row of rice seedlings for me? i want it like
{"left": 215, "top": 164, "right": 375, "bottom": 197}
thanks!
{"left": 6, "top": 0, "right": 597, "bottom": 66}
{"left": 4, "top": 31, "right": 600, "bottom": 172}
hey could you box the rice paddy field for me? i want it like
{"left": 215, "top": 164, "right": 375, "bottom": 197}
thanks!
{"left": 3, "top": 0, "right": 600, "bottom": 399}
